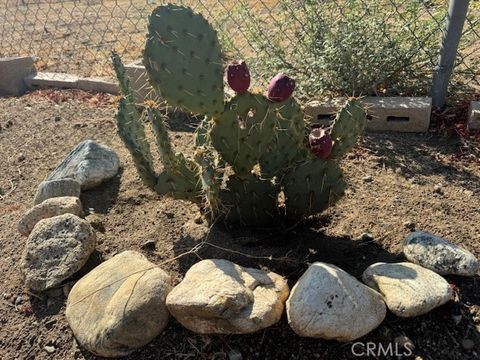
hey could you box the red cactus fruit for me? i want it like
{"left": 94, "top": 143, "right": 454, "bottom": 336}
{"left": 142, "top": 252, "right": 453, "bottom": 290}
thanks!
{"left": 309, "top": 128, "right": 333, "bottom": 160}
{"left": 226, "top": 60, "right": 250, "bottom": 94}
{"left": 266, "top": 73, "right": 295, "bottom": 102}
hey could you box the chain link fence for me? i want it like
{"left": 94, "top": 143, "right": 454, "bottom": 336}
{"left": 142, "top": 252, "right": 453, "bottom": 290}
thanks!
{"left": 1, "top": 0, "right": 479, "bottom": 100}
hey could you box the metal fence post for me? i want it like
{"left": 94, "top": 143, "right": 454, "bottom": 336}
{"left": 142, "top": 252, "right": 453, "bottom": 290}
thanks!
{"left": 431, "top": 0, "right": 470, "bottom": 108}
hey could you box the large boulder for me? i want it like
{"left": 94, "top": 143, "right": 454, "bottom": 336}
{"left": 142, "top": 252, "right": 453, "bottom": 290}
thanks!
{"left": 166, "top": 259, "right": 289, "bottom": 334}
{"left": 33, "top": 178, "right": 81, "bottom": 205}
{"left": 66, "top": 251, "right": 171, "bottom": 357}
{"left": 404, "top": 231, "right": 479, "bottom": 276}
{"left": 286, "top": 262, "right": 386, "bottom": 341}
{"left": 362, "top": 262, "right": 453, "bottom": 317}
{"left": 18, "top": 196, "right": 83, "bottom": 236}
{"left": 47, "top": 139, "right": 119, "bottom": 190}
{"left": 21, "top": 214, "right": 96, "bottom": 291}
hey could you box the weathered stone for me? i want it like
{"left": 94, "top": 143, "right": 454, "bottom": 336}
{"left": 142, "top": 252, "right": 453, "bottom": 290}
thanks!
{"left": 166, "top": 259, "right": 289, "bottom": 334}
{"left": 18, "top": 196, "right": 83, "bottom": 236}
{"left": 362, "top": 262, "right": 453, "bottom": 317}
{"left": 33, "top": 178, "right": 81, "bottom": 205}
{"left": 66, "top": 251, "right": 171, "bottom": 357}
{"left": 21, "top": 214, "right": 96, "bottom": 291}
{"left": 47, "top": 140, "right": 119, "bottom": 190}
{"left": 286, "top": 262, "right": 386, "bottom": 341}
{"left": 404, "top": 231, "right": 479, "bottom": 276}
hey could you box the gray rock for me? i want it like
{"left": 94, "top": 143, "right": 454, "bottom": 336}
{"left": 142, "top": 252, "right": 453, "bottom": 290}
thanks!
{"left": 66, "top": 251, "right": 171, "bottom": 357}
{"left": 47, "top": 140, "right": 119, "bottom": 190}
{"left": 403, "top": 231, "right": 479, "bottom": 276}
{"left": 18, "top": 196, "right": 83, "bottom": 236}
{"left": 166, "top": 259, "right": 289, "bottom": 334}
{"left": 33, "top": 178, "right": 81, "bottom": 205}
{"left": 21, "top": 214, "right": 96, "bottom": 291}
{"left": 362, "top": 262, "right": 453, "bottom": 317}
{"left": 286, "top": 262, "right": 386, "bottom": 341}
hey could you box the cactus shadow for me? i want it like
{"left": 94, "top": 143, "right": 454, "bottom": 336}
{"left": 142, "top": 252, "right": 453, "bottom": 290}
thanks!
{"left": 361, "top": 132, "right": 480, "bottom": 193}
{"left": 173, "top": 219, "right": 402, "bottom": 281}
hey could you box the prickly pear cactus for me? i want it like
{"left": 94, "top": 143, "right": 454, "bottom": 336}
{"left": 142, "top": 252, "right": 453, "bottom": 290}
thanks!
{"left": 112, "top": 4, "right": 366, "bottom": 228}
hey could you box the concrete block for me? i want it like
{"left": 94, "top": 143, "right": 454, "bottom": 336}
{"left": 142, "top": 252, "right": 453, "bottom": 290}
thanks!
{"left": 77, "top": 77, "right": 119, "bottom": 94}
{"left": 304, "top": 97, "right": 432, "bottom": 133}
{"left": 304, "top": 98, "right": 346, "bottom": 127}
{"left": 0, "top": 56, "right": 35, "bottom": 96}
{"left": 467, "top": 101, "right": 480, "bottom": 130}
{"left": 124, "top": 59, "right": 161, "bottom": 103}
{"left": 25, "top": 72, "right": 79, "bottom": 89}
{"left": 363, "top": 97, "right": 431, "bottom": 132}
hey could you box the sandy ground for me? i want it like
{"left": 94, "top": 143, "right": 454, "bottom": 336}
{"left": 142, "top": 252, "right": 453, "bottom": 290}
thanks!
{"left": 0, "top": 90, "right": 479, "bottom": 359}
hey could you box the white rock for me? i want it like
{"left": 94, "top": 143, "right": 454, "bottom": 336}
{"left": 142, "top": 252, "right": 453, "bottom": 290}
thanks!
{"left": 286, "top": 262, "right": 386, "bottom": 341}
{"left": 47, "top": 139, "right": 119, "bottom": 190}
{"left": 66, "top": 251, "right": 171, "bottom": 357}
{"left": 18, "top": 196, "right": 83, "bottom": 236}
{"left": 362, "top": 262, "right": 453, "bottom": 317}
{"left": 166, "top": 259, "right": 289, "bottom": 334}
{"left": 404, "top": 231, "right": 479, "bottom": 276}
{"left": 33, "top": 178, "right": 81, "bottom": 205}
{"left": 21, "top": 214, "right": 96, "bottom": 291}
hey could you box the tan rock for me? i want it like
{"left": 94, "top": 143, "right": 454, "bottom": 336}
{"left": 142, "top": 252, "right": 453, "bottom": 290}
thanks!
{"left": 66, "top": 251, "right": 171, "bottom": 357}
{"left": 362, "top": 262, "right": 453, "bottom": 317}
{"left": 166, "top": 259, "right": 289, "bottom": 334}
{"left": 286, "top": 262, "right": 386, "bottom": 341}
{"left": 18, "top": 196, "right": 83, "bottom": 236}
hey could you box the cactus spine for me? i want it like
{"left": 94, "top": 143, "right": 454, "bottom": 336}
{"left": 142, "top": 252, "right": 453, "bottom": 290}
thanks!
{"left": 113, "top": 4, "right": 366, "bottom": 228}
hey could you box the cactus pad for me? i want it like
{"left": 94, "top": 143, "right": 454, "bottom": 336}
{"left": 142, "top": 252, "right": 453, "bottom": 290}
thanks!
{"left": 220, "top": 174, "right": 279, "bottom": 226}
{"left": 330, "top": 98, "right": 366, "bottom": 158}
{"left": 209, "top": 92, "right": 276, "bottom": 177}
{"left": 144, "top": 4, "right": 224, "bottom": 116}
{"left": 258, "top": 98, "right": 306, "bottom": 178}
{"left": 283, "top": 159, "right": 346, "bottom": 220}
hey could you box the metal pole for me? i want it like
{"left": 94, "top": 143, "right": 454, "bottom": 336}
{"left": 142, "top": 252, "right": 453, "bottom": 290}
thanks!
{"left": 431, "top": 0, "right": 470, "bottom": 108}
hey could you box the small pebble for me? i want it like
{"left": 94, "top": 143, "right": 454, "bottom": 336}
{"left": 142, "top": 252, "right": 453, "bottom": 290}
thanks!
{"left": 361, "top": 233, "right": 374, "bottom": 242}
{"left": 363, "top": 175, "right": 373, "bottom": 183}
{"left": 140, "top": 239, "right": 156, "bottom": 251}
{"left": 433, "top": 184, "right": 444, "bottom": 195}
{"left": 462, "top": 339, "right": 474, "bottom": 350}
{"left": 15, "top": 296, "right": 23, "bottom": 306}
{"left": 2, "top": 292, "right": 12, "bottom": 300}
{"left": 228, "top": 349, "right": 243, "bottom": 360}
{"left": 44, "top": 345, "right": 56, "bottom": 354}
{"left": 394, "top": 335, "right": 415, "bottom": 351}
{"left": 403, "top": 221, "right": 415, "bottom": 230}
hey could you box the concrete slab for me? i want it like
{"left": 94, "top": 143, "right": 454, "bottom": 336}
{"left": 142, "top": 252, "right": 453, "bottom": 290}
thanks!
{"left": 77, "top": 77, "right": 119, "bottom": 94}
{"left": 0, "top": 56, "right": 35, "bottom": 96}
{"left": 25, "top": 72, "right": 79, "bottom": 89}
{"left": 304, "top": 97, "right": 432, "bottom": 133}
{"left": 467, "top": 101, "right": 480, "bottom": 130}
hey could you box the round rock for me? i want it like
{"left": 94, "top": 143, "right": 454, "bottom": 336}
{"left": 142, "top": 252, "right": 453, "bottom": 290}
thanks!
{"left": 46, "top": 139, "right": 119, "bottom": 190}
{"left": 33, "top": 178, "right": 81, "bottom": 205}
{"left": 66, "top": 251, "right": 171, "bottom": 357}
{"left": 404, "top": 231, "right": 479, "bottom": 276}
{"left": 21, "top": 213, "right": 96, "bottom": 291}
{"left": 286, "top": 262, "right": 386, "bottom": 341}
{"left": 166, "top": 259, "right": 289, "bottom": 334}
{"left": 362, "top": 262, "right": 453, "bottom": 317}
{"left": 18, "top": 196, "right": 83, "bottom": 236}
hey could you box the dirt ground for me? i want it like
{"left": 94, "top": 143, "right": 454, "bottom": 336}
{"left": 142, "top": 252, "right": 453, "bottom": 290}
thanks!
{"left": 0, "top": 90, "right": 479, "bottom": 359}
